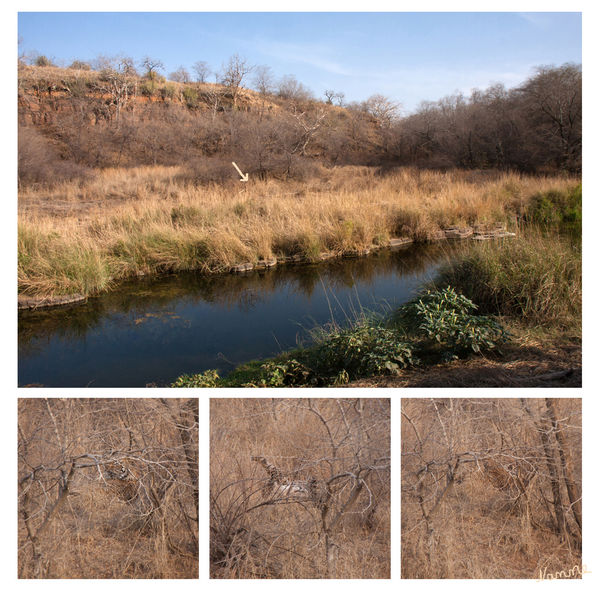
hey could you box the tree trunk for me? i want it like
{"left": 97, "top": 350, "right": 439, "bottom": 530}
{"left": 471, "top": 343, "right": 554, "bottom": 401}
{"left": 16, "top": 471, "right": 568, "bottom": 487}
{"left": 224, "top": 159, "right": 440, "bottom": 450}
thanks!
{"left": 545, "top": 398, "right": 582, "bottom": 541}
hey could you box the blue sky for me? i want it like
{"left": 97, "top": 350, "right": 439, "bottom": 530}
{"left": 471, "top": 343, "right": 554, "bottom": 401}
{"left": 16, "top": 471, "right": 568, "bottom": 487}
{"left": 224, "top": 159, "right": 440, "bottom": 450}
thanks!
{"left": 17, "top": 10, "right": 582, "bottom": 113}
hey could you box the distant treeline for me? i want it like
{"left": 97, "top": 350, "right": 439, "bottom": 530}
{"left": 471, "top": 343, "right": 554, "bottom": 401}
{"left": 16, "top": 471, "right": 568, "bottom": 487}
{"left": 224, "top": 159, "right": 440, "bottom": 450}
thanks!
{"left": 18, "top": 55, "right": 581, "bottom": 185}
{"left": 399, "top": 64, "right": 581, "bottom": 173}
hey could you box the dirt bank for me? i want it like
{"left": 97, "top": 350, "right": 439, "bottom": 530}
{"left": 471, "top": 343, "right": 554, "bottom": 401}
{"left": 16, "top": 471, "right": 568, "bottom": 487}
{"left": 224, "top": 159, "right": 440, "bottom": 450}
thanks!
{"left": 349, "top": 333, "right": 581, "bottom": 388}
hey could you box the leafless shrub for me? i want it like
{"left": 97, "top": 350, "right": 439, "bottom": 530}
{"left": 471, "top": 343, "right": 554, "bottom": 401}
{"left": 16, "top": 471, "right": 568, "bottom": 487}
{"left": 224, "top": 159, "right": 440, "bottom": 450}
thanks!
{"left": 252, "top": 65, "right": 275, "bottom": 96}
{"left": 18, "top": 125, "right": 92, "bottom": 187}
{"left": 18, "top": 398, "right": 198, "bottom": 579}
{"left": 401, "top": 398, "right": 581, "bottom": 578}
{"left": 169, "top": 66, "right": 191, "bottom": 83}
{"left": 277, "top": 74, "right": 314, "bottom": 102}
{"left": 210, "top": 398, "right": 390, "bottom": 579}
{"left": 220, "top": 53, "right": 253, "bottom": 109}
{"left": 192, "top": 60, "right": 211, "bottom": 83}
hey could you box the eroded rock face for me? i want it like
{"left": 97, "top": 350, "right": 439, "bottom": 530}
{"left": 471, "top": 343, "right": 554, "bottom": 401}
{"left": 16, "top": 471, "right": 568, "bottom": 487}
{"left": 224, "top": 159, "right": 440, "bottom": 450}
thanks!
{"left": 255, "top": 257, "right": 277, "bottom": 269}
{"left": 230, "top": 263, "right": 254, "bottom": 273}
{"left": 18, "top": 293, "right": 87, "bottom": 310}
{"left": 444, "top": 226, "right": 474, "bottom": 239}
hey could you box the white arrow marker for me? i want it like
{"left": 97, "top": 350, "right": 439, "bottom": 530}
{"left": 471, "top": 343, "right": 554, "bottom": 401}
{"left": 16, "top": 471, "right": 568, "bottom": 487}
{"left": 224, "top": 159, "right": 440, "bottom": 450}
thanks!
{"left": 231, "top": 161, "right": 249, "bottom": 182}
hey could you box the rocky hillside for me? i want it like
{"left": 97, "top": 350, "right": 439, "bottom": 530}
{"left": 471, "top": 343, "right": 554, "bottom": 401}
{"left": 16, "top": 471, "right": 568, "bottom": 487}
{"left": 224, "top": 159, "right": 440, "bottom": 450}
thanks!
{"left": 18, "top": 61, "right": 581, "bottom": 186}
{"left": 18, "top": 63, "right": 384, "bottom": 185}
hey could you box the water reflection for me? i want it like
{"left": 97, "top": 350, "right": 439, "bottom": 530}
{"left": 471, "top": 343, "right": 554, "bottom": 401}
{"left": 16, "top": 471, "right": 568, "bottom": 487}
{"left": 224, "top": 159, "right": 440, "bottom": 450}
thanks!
{"left": 18, "top": 243, "right": 463, "bottom": 387}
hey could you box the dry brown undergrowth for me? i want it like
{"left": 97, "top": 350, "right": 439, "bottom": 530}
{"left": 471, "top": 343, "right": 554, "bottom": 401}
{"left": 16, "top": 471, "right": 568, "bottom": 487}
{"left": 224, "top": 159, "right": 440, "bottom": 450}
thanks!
{"left": 18, "top": 398, "right": 198, "bottom": 579}
{"left": 210, "top": 398, "right": 390, "bottom": 579}
{"left": 401, "top": 398, "right": 582, "bottom": 579}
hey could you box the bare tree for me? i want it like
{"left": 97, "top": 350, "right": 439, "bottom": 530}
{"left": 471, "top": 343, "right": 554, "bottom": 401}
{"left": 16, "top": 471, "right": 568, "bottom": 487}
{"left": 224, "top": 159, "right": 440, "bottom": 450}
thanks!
{"left": 220, "top": 53, "right": 253, "bottom": 108}
{"left": 252, "top": 64, "right": 275, "bottom": 96}
{"left": 192, "top": 60, "right": 211, "bottom": 83}
{"left": 93, "top": 55, "right": 138, "bottom": 125}
{"left": 289, "top": 107, "right": 327, "bottom": 156}
{"left": 140, "top": 56, "right": 165, "bottom": 80}
{"left": 323, "top": 89, "right": 344, "bottom": 106}
{"left": 278, "top": 74, "right": 313, "bottom": 101}
{"left": 395, "top": 63, "right": 581, "bottom": 172}
{"left": 324, "top": 89, "right": 336, "bottom": 104}
{"left": 251, "top": 65, "right": 276, "bottom": 121}
{"left": 334, "top": 91, "right": 345, "bottom": 106}
{"left": 362, "top": 94, "right": 400, "bottom": 127}
{"left": 18, "top": 35, "right": 27, "bottom": 68}
{"left": 516, "top": 63, "right": 582, "bottom": 171}
{"left": 169, "top": 66, "right": 191, "bottom": 83}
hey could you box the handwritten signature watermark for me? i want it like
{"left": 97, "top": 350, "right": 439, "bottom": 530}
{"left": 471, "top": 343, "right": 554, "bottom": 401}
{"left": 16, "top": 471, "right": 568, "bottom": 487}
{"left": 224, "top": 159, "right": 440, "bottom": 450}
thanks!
{"left": 537, "top": 564, "right": 591, "bottom": 581}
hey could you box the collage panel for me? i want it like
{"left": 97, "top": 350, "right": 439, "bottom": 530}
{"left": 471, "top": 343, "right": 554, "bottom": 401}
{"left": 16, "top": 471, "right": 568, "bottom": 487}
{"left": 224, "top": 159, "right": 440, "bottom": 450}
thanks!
{"left": 210, "top": 397, "right": 391, "bottom": 579}
{"left": 401, "top": 398, "right": 582, "bottom": 579}
{"left": 17, "top": 14, "right": 581, "bottom": 391}
{"left": 12, "top": 9, "right": 588, "bottom": 588}
{"left": 17, "top": 398, "right": 199, "bottom": 579}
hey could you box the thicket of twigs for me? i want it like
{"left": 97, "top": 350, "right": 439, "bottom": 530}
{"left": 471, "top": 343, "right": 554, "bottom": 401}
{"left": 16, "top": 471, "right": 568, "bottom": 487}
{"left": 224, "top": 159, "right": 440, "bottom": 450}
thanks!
{"left": 18, "top": 398, "right": 198, "bottom": 579}
{"left": 401, "top": 398, "right": 581, "bottom": 578}
{"left": 210, "top": 398, "right": 390, "bottom": 578}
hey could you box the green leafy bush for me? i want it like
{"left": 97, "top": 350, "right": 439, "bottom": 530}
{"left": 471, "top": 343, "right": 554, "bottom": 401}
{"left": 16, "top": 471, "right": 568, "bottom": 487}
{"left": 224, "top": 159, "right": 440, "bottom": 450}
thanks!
{"left": 254, "top": 359, "right": 315, "bottom": 387}
{"left": 526, "top": 185, "right": 581, "bottom": 234}
{"left": 140, "top": 80, "right": 157, "bottom": 97}
{"left": 183, "top": 87, "right": 199, "bottom": 109}
{"left": 160, "top": 84, "right": 176, "bottom": 100}
{"left": 172, "top": 288, "right": 508, "bottom": 387}
{"left": 311, "top": 324, "right": 415, "bottom": 379}
{"left": 392, "top": 287, "right": 508, "bottom": 357}
{"left": 172, "top": 369, "right": 220, "bottom": 387}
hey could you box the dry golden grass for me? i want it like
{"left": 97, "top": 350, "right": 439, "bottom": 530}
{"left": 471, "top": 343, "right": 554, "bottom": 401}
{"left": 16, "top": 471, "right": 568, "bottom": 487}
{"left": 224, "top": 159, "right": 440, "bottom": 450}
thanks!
{"left": 18, "top": 399, "right": 198, "bottom": 579}
{"left": 210, "top": 398, "right": 390, "bottom": 578}
{"left": 402, "top": 398, "right": 582, "bottom": 579}
{"left": 18, "top": 165, "right": 579, "bottom": 297}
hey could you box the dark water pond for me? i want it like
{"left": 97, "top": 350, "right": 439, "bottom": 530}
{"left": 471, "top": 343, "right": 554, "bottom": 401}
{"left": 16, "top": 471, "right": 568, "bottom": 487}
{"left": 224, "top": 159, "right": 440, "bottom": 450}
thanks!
{"left": 18, "top": 243, "right": 463, "bottom": 387}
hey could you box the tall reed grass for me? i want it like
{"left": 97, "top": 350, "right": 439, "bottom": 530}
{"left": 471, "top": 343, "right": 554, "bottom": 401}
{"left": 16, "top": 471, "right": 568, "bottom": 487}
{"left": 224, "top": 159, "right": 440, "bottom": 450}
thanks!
{"left": 18, "top": 165, "right": 579, "bottom": 297}
{"left": 435, "top": 231, "right": 581, "bottom": 329}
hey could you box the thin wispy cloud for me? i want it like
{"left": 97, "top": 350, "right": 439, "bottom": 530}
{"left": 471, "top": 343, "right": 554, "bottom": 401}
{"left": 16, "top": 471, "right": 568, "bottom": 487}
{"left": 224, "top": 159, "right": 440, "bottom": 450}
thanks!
{"left": 517, "top": 12, "right": 573, "bottom": 29}
{"left": 251, "top": 38, "right": 354, "bottom": 76}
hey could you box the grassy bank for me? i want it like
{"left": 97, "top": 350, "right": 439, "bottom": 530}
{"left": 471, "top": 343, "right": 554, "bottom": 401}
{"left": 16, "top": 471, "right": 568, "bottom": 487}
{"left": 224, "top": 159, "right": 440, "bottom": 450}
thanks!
{"left": 435, "top": 230, "right": 581, "bottom": 330}
{"left": 173, "top": 229, "right": 581, "bottom": 388}
{"left": 19, "top": 166, "right": 579, "bottom": 298}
